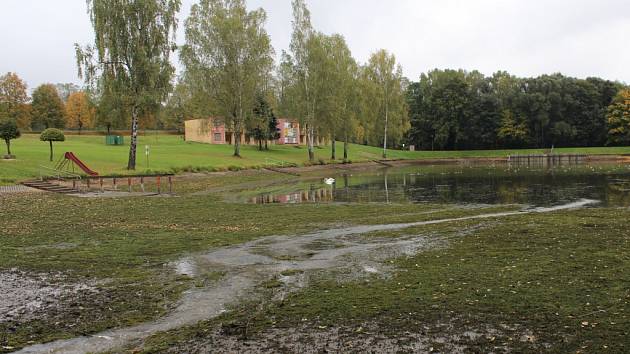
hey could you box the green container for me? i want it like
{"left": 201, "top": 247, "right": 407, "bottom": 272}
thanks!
{"left": 106, "top": 135, "right": 124, "bottom": 145}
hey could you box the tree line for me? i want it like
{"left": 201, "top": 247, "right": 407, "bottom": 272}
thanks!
{"left": 175, "top": 0, "right": 408, "bottom": 160}
{"left": 407, "top": 70, "right": 628, "bottom": 150}
{"left": 2, "top": 0, "right": 629, "bottom": 169}
{"left": 0, "top": 74, "right": 96, "bottom": 133}
{"left": 70, "top": 0, "right": 409, "bottom": 168}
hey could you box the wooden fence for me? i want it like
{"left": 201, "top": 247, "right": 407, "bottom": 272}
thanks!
{"left": 62, "top": 174, "right": 174, "bottom": 194}
{"left": 507, "top": 154, "right": 587, "bottom": 165}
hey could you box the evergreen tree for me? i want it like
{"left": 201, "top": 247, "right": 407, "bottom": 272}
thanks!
{"left": 267, "top": 114, "right": 280, "bottom": 148}
{"left": 249, "top": 94, "right": 278, "bottom": 150}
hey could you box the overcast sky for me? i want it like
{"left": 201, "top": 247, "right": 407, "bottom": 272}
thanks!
{"left": 1, "top": 0, "right": 629, "bottom": 91}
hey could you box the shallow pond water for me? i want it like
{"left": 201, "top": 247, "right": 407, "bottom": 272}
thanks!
{"left": 242, "top": 162, "right": 630, "bottom": 207}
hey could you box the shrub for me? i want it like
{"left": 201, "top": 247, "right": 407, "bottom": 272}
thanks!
{"left": 40, "top": 128, "right": 65, "bottom": 161}
{"left": 0, "top": 120, "right": 20, "bottom": 157}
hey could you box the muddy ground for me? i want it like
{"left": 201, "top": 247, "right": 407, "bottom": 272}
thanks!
{"left": 153, "top": 320, "right": 542, "bottom": 354}
{"left": 0, "top": 269, "right": 100, "bottom": 325}
{"left": 9, "top": 200, "right": 596, "bottom": 353}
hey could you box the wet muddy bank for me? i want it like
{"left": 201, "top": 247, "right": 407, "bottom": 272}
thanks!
{"left": 13, "top": 199, "right": 596, "bottom": 353}
{"left": 0, "top": 269, "right": 101, "bottom": 325}
{"left": 152, "top": 320, "right": 538, "bottom": 354}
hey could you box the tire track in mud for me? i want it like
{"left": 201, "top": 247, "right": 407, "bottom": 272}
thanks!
{"left": 15, "top": 199, "right": 597, "bottom": 354}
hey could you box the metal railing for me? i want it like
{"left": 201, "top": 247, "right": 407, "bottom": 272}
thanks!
{"left": 38, "top": 165, "right": 83, "bottom": 181}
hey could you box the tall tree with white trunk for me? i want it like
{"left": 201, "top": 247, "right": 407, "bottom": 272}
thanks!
{"left": 288, "top": 0, "right": 318, "bottom": 161}
{"left": 365, "top": 49, "right": 408, "bottom": 158}
{"left": 75, "top": 0, "right": 180, "bottom": 170}
{"left": 320, "top": 34, "right": 357, "bottom": 161}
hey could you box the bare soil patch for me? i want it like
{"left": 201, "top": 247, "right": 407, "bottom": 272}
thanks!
{"left": 0, "top": 269, "right": 100, "bottom": 324}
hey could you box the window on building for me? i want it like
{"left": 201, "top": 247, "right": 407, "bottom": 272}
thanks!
{"left": 214, "top": 133, "right": 222, "bottom": 142}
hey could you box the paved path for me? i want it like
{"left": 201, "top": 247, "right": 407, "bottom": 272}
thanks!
{"left": 0, "top": 185, "right": 41, "bottom": 194}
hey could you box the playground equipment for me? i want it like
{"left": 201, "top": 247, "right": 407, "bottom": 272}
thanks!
{"left": 55, "top": 152, "right": 99, "bottom": 176}
{"left": 26, "top": 152, "right": 176, "bottom": 195}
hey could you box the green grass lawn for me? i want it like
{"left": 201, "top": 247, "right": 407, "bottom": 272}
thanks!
{"left": 2, "top": 133, "right": 630, "bottom": 185}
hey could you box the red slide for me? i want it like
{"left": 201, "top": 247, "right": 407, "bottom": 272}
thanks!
{"left": 64, "top": 152, "right": 99, "bottom": 176}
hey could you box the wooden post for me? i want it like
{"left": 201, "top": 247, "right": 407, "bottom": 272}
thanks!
{"left": 100, "top": 178, "right": 104, "bottom": 193}
{"left": 113, "top": 178, "right": 117, "bottom": 190}
{"left": 140, "top": 177, "right": 145, "bottom": 192}
{"left": 157, "top": 176, "right": 161, "bottom": 194}
{"left": 128, "top": 177, "right": 132, "bottom": 192}
{"left": 87, "top": 178, "right": 91, "bottom": 190}
{"left": 168, "top": 176, "right": 172, "bottom": 194}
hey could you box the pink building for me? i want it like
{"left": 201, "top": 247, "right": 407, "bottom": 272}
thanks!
{"left": 184, "top": 118, "right": 226, "bottom": 144}
{"left": 276, "top": 118, "right": 301, "bottom": 145}
{"left": 185, "top": 118, "right": 303, "bottom": 145}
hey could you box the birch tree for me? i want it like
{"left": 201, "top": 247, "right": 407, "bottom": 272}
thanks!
{"left": 276, "top": 51, "right": 297, "bottom": 118}
{"left": 75, "top": 0, "right": 180, "bottom": 170}
{"left": 365, "top": 50, "right": 407, "bottom": 158}
{"left": 325, "top": 34, "right": 356, "bottom": 161}
{"left": 181, "top": 0, "right": 273, "bottom": 157}
{"left": 289, "top": 0, "right": 317, "bottom": 161}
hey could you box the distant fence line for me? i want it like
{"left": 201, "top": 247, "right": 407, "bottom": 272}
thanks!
{"left": 507, "top": 154, "right": 587, "bottom": 165}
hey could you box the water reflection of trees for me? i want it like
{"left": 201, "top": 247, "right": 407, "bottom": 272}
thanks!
{"left": 252, "top": 186, "right": 335, "bottom": 204}
{"left": 402, "top": 174, "right": 630, "bottom": 206}
{"left": 250, "top": 169, "right": 630, "bottom": 207}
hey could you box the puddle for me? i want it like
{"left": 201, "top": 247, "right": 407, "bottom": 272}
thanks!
{"left": 15, "top": 199, "right": 597, "bottom": 353}
{"left": 172, "top": 258, "right": 197, "bottom": 277}
{"left": 363, "top": 265, "right": 380, "bottom": 274}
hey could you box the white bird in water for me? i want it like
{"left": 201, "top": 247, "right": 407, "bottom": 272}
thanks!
{"left": 324, "top": 178, "right": 335, "bottom": 185}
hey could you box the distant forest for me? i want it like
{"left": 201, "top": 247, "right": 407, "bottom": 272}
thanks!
{"left": 406, "top": 70, "right": 627, "bottom": 150}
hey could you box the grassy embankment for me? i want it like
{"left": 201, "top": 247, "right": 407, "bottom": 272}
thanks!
{"left": 2, "top": 133, "right": 629, "bottom": 185}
